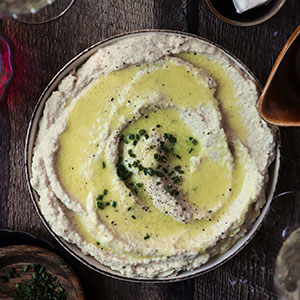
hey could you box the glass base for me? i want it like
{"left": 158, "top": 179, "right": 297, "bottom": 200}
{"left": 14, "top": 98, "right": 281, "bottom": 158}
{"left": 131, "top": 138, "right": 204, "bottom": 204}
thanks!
{"left": 272, "top": 192, "right": 300, "bottom": 300}
{"left": 13, "top": 0, "right": 74, "bottom": 24}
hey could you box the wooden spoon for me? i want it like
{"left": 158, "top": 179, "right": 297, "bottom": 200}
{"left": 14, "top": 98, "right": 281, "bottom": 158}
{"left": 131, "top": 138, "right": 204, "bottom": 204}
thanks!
{"left": 258, "top": 25, "right": 300, "bottom": 126}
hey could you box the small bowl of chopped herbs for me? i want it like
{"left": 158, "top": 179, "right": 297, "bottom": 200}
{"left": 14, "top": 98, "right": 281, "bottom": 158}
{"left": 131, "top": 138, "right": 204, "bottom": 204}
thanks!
{"left": 0, "top": 245, "right": 85, "bottom": 300}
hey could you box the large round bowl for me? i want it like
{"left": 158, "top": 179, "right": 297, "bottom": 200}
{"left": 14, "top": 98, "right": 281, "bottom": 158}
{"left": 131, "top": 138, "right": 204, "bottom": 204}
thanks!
{"left": 25, "top": 30, "right": 280, "bottom": 283}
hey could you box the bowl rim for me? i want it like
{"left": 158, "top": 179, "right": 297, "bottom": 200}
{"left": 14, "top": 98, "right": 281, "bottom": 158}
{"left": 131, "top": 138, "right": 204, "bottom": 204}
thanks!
{"left": 25, "top": 29, "right": 280, "bottom": 283}
{"left": 205, "top": 0, "right": 286, "bottom": 27}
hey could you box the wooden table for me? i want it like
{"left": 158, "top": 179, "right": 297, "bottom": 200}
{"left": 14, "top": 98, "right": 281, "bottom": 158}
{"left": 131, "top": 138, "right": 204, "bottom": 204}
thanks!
{"left": 0, "top": 1, "right": 299, "bottom": 299}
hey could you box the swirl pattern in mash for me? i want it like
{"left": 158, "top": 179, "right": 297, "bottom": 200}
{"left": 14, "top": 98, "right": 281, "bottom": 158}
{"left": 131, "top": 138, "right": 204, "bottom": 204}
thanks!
{"left": 31, "top": 33, "right": 276, "bottom": 278}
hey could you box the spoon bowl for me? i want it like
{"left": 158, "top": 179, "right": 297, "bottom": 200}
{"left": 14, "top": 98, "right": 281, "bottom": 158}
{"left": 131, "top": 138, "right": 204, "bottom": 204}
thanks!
{"left": 258, "top": 26, "right": 300, "bottom": 126}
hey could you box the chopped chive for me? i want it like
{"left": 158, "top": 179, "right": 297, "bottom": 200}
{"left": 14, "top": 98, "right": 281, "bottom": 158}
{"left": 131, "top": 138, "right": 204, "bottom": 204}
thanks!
{"left": 139, "top": 129, "right": 146, "bottom": 135}
{"left": 161, "top": 156, "right": 167, "bottom": 163}
{"left": 133, "top": 140, "right": 138, "bottom": 146}
{"left": 97, "top": 202, "right": 105, "bottom": 209}
{"left": 156, "top": 171, "right": 164, "bottom": 177}
{"left": 172, "top": 176, "right": 180, "bottom": 183}
{"left": 131, "top": 215, "right": 136, "bottom": 219}
{"left": 124, "top": 139, "right": 129, "bottom": 144}
{"left": 103, "top": 189, "right": 108, "bottom": 195}
{"left": 96, "top": 194, "right": 103, "bottom": 200}
{"left": 189, "top": 137, "right": 198, "bottom": 145}
{"left": 174, "top": 165, "right": 182, "bottom": 171}
{"left": 136, "top": 134, "right": 140, "bottom": 140}
{"left": 102, "top": 161, "right": 106, "bottom": 168}
{"left": 24, "top": 265, "right": 29, "bottom": 272}
{"left": 163, "top": 133, "right": 177, "bottom": 143}
{"left": 105, "top": 201, "right": 110, "bottom": 206}
{"left": 96, "top": 241, "right": 100, "bottom": 245}
{"left": 144, "top": 234, "right": 150, "bottom": 240}
{"left": 128, "top": 149, "right": 136, "bottom": 158}
{"left": 136, "top": 182, "right": 143, "bottom": 188}
{"left": 169, "top": 136, "right": 177, "bottom": 143}
{"left": 171, "top": 189, "right": 179, "bottom": 196}
{"left": 156, "top": 181, "right": 161, "bottom": 185}
{"left": 128, "top": 134, "right": 135, "bottom": 140}
{"left": 169, "top": 170, "right": 175, "bottom": 176}
{"left": 189, "top": 148, "right": 193, "bottom": 153}
{"left": 156, "top": 124, "right": 161, "bottom": 128}
{"left": 163, "top": 185, "right": 170, "bottom": 192}
{"left": 111, "top": 201, "right": 117, "bottom": 208}
{"left": 144, "top": 134, "right": 149, "bottom": 139}
{"left": 127, "top": 207, "right": 131, "bottom": 211}
{"left": 176, "top": 154, "right": 182, "bottom": 159}
{"left": 154, "top": 153, "right": 160, "bottom": 160}
{"left": 146, "top": 168, "right": 155, "bottom": 176}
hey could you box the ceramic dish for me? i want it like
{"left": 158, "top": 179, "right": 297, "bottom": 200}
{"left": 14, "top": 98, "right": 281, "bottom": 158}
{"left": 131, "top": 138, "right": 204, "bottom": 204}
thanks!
{"left": 0, "top": 230, "right": 85, "bottom": 299}
{"left": 205, "top": 0, "right": 286, "bottom": 27}
{"left": 25, "top": 30, "right": 280, "bottom": 283}
{"left": 0, "top": 245, "right": 85, "bottom": 300}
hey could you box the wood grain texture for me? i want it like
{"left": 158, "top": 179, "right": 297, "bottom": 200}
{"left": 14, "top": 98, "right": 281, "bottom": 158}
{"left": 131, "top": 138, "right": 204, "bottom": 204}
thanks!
{"left": 0, "top": 0, "right": 299, "bottom": 299}
{"left": 0, "top": 245, "right": 85, "bottom": 299}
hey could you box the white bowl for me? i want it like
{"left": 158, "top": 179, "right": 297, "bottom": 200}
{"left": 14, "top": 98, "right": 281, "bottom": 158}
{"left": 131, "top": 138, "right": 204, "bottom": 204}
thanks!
{"left": 25, "top": 30, "right": 280, "bottom": 283}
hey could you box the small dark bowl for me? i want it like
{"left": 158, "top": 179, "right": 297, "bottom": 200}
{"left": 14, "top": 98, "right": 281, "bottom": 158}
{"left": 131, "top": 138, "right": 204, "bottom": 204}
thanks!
{"left": 205, "top": 0, "right": 286, "bottom": 27}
